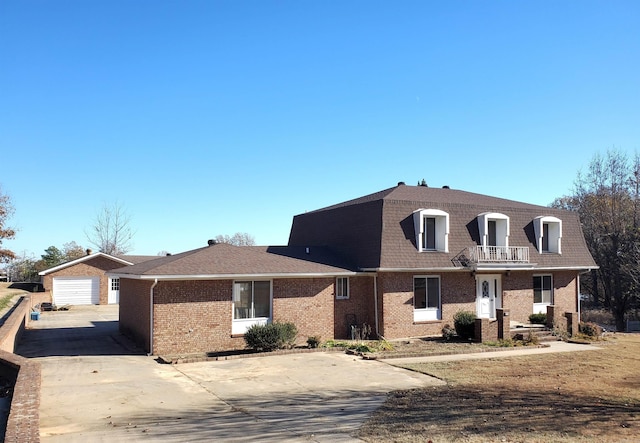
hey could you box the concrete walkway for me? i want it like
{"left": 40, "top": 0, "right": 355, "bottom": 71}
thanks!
{"left": 380, "top": 340, "right": 602, "bottom": 365}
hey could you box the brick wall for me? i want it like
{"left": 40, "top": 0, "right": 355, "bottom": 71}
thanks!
{"left": 378, "top": 270, "right": 580, "bottom": 339}
{"left": 42, "top": 256, "right": 126, "bottom": 305}
{"left": 139, "top": 277, "right": 377, "bottom": 355}
{"left": 273, "top": 278, "right": 335, "bottom": 344}
{"left": 333, "top": 276, "right": 375, "bottom": 339}
{"left": 502, "top": 270, "right": 578, "bottom": 324}
{"left": 119, "top": 278, "right": 153, "bottom": 352}
{"left": 0, "top": 295, "right": 40, "bottom": 442}
{"left": 378, "top": 271, "right": 477, "bottom": 339}
{"left": 152, "top": 280, "right": 239, "bottom": 355}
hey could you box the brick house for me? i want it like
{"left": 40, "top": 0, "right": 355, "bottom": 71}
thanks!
{"left": 39, "top": 252, "right": 155, "bottom": 305}
{"left": 113, "top": 183, "right": 597, "bottom": 355}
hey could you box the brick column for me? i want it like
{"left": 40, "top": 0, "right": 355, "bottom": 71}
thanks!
{"left": 497, "top": 308, "right": 510, "bottom": 340}
{"left": 474, "top": 318, "right": 489, "bottom": 343}
{"left": 546, "top": 305, "right": 556, "bottom": 328}
{"left": 565, "top": 312, "right": 579, "bottom": 337}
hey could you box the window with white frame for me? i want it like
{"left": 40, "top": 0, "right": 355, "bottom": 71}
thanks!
{"left": 111, "top": 278, "right": 120, "bottom": 291}
{"left": 233, "top": 281, "right": 271, "bottom": 320}
{"left": 533, "top": 216, "right": 562, "bottom": 254}
{"left": 412, "top": 209, "right": 449, "bottom": 252}
{"left": 477, "top": 212, "right": 510, "bottom": 247}
{"left": 533, "top": 275, "right": 553, "bottom": 313}
{"left": 413, "top": 276, "right": 441, "bottom": 321}
{"left": 336, "top": 277, "right": 349, "bottom": 299}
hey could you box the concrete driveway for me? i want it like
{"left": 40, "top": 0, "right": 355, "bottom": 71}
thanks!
{"left": 16, "top": 305, "right": 443, "bottom": 442}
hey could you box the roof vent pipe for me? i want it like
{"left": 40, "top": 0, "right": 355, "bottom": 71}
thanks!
{"left": 419, "top": 179, "right": 428, "bottom": 187}
{"left": 207, "top": 239, "right": 217, "bottom": 246}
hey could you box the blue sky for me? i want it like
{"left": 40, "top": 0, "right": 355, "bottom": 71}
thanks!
{"left": 1, "top": 1, "right": 639, "bottom": 258}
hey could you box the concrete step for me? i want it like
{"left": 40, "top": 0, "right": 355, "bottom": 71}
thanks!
{"left": 510, "top": 328, "right": 560, "bottom": 342}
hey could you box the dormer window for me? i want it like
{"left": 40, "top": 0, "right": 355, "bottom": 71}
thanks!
{"left": 534, "top": 216, "right": 562, "bottom": 254}
{"left": 413, "top": 209, "right": 449, "bottom": 252}
{"left": 477, "top": 212, "right": 509, "bottom": 247}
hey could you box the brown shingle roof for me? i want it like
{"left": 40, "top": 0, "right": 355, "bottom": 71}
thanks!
{"left": 110, "top": 243, "right": 355, "bottom": 278}
{"left": 289, "top": 183, "right": 597, "bottom": 271}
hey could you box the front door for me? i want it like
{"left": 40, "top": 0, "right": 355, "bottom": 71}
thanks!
{"left": 476, "top": 274, "right": 502, "bottom": 319}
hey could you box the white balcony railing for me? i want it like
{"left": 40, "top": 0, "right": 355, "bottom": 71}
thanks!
{"left": 468, "top": 246, "right": 530, "bottom": 264}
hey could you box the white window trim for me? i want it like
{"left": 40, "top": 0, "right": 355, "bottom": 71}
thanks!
{"left": 533, "top": 274, "right": 553, "bottom": 314}
{"left": 534, "top": 216, "right": 562, "bottom": 254}
{"left": 413, "top": 275, "right": 442, "bottom": 322}
{"left": 477, "top": 212, "right": 510, "bottom": 247}
{"left": 412, "top": 208, "right": 449, "bottom": 252}
{"left": 336, "top": 277, "right": 349, "bottom": 299}
{"left": 232, "top": 280, "right": 273, "bottom": 335}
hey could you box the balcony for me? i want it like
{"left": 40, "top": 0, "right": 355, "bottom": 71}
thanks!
{"left": 452, "top": 246, "right": 532, "bottom": 269}
{"left": 469, "top": 246, "right": 530, "bottom": 264}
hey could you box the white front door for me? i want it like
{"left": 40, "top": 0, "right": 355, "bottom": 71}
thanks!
{"left": 476, "top": 274, "right": 502, "bottom": 319}
{"left": 108, "top": 277, "right": 120, "bottom": 304}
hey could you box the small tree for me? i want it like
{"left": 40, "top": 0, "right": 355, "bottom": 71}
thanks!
{"left": 0, "top": 187, "right": 16, "bottom": 263}
{"left": 62, "top": 241, "right": 86, "bottom": 261}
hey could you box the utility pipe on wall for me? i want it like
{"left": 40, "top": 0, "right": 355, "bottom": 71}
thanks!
{"left": 374, "top": 275, "right": 379, "bottom": 338}
{"left": 149, "top": 278, "right": 158, "bottom": 356}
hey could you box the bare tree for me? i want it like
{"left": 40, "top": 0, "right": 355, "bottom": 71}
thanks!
{"left": 556, "top": 149, "right": 640, "bottom": 331}
{"left": 0, "top": 186, "right": 16, "bottom": 263}
{"left": 214, "top": 232, "right": 256, "bottom": 246}
{"left": 85, "top": 202, "right": 135, "bottom": 255}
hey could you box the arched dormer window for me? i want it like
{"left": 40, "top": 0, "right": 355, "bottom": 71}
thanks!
{"left": 477, "top": 212, "right": 509, "bottom": 247}
{"left": 534, "top": 216, "right": 562, "bottom": 254}
{"left": 412, "top": 209, "right": 449, "bottom": 252}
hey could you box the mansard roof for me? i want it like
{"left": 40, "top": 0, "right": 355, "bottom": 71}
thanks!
{"left": 288, "top": 183, "right": 597, "bottom": 271}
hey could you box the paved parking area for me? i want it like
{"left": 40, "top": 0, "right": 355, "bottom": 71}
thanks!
{"left": 16, "top": 305, "right": 443, "bottom": 442}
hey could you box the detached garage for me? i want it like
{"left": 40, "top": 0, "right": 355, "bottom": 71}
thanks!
{"left": 39, "top": 251, "right": 154, "bottom": 305}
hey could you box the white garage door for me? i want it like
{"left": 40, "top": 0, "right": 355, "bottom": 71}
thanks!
{"left": 52, "top": 277, "right": 100, "bottom": 305}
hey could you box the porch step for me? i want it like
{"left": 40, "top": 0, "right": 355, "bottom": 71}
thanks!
{"left": 510, "top": 327, "right": 560, "bottom": 342}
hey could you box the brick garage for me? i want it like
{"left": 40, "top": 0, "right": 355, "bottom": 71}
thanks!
{"left": 40, "top": 252, "right": 134, "bottom": 305}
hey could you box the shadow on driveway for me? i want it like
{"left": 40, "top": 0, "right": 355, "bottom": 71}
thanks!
{"left": 16, "top": 321, "right": 144, "bottom": 358}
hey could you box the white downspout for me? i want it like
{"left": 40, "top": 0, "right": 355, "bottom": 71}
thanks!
{"left": 149, "top": 278, "right": 158, "bottom": 356}
{"left": 374, "top": 274, "right": 379, "bottom": 338}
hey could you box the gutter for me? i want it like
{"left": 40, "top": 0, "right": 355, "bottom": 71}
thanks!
{"left": 149, "top": 278, "right": 158, "bottom": 356}
{"left": 373, "top": 275, "right": 379, "bottom": 338}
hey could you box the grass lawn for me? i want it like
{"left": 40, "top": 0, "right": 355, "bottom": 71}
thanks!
{"left": 0, "top": 282, "right": 26, "bottom": 311}
{"left": 358, "top": 333, "right": 640, "bottom": 443}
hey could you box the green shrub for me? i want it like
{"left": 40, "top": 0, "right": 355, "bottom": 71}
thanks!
{"left": 441, "top": 324, "right": 456, "bottom": 341}
{"left": 529, "top": 313, "right": 547, "bottom": 325}
{"left": 579, "top": 322, "right": 602, "bottom": 338}
{"left": 453, "top": 310, "right": 476, "bottom": 340}
{"left": 307, "top": 336, "right": 321, "bottom": 348}
{"left": 244, "top": 322, "right": 298, "bottom": 351}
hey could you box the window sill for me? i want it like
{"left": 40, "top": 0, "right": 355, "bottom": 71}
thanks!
{"left": 335, "top": 296, "right": 350, "bottom": 300}
{"left": 230, "top": 334, "right": 245, "bottom": 338}
{"left": 413, "top": 320, "right": 443, "bottom": 325}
